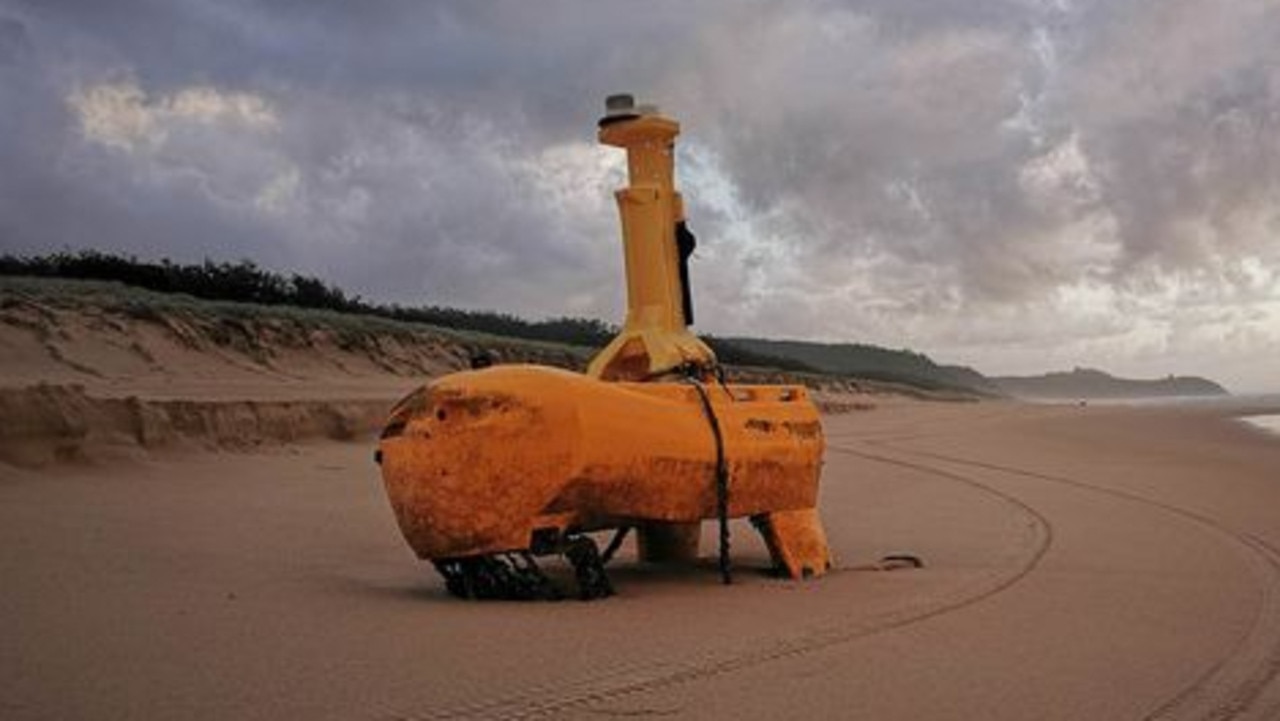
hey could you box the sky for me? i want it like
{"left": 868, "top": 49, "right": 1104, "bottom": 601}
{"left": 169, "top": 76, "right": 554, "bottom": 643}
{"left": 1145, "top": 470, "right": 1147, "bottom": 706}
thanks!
{"left": 1, "top": 1, "right": 1278, "bottom": 392}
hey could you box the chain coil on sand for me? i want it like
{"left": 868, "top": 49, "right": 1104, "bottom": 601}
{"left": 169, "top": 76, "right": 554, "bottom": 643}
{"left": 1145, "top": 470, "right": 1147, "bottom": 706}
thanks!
{"left": 432, "top": 536, "right": 615, "bottom": 602}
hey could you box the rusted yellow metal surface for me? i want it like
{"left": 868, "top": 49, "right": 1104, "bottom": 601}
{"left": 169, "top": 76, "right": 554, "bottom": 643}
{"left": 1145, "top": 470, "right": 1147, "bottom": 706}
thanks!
{"left": 379, "top": 365, "right": 831, "bottom": 578}
{"left": 587, "top": 99, "right": 715, "bottom": 381}
{"left": 376, "top": 94, "right": 832, "bottom": 590}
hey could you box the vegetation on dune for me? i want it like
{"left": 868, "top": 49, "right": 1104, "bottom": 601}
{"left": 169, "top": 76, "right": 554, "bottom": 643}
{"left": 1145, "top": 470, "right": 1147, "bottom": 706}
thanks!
{"left": 0, "top": 250, "right": 996, "bottom": 390}
{"left": 5, "top": 251, "right": 1037, "bottom": 395}
{"left": 0, "top": 250, "right": 819, "bottom": 374}
{"left": 0, "top": 274, "right": 596, "bottom": 381}
{"left": 0, "top": 250, "right": 600, "bottom": 341}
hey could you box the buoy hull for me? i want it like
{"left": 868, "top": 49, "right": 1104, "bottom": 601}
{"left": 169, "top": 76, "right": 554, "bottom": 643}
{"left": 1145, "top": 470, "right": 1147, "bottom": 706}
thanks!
{"left": 377, "top": 365, "right": 828, "bottom": 576}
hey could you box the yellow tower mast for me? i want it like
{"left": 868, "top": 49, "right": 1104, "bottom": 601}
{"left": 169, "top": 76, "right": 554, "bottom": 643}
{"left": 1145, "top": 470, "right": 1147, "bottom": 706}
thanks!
{"left": 587, "top": 94, "right": 717, "bottom": 381}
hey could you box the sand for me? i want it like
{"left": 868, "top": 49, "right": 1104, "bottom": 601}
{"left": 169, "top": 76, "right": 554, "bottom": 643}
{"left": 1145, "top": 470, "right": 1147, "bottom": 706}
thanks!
{"left": 3, "top": 395, "right": 1280, "bottom": 720}
{"left": 4, "top": 280, "right": 1280, "bottom": 718}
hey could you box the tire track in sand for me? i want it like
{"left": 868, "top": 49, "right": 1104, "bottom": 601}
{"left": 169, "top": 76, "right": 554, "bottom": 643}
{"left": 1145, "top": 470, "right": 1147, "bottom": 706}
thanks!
{"left": 382, "top": 446, "right": 1054, "bottom": 721}
{"left": 878, "top": 443, "right": 1280, "bottom": 721}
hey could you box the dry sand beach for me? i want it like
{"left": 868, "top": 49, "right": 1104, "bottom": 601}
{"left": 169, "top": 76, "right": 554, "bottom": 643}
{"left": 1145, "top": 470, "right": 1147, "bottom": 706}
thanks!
{"left": 2, "top": 280, "right": 1279, "bottom": 720}
{"left": 4, "top": 306, "right": 1280, "bottom": 720}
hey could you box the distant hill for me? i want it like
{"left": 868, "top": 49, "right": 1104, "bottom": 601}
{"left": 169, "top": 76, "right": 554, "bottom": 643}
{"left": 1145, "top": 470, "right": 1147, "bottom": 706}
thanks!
{"left": 992, "top": 368, "right": 1229, "bottom": 399}
{"left": 724, "top": 337, "right": 1002, "bottom": 395}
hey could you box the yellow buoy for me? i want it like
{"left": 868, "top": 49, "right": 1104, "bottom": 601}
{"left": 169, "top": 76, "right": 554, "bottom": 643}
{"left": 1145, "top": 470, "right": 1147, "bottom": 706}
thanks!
{"left": 377, "top": 95, "right": 831, "bottom": 600}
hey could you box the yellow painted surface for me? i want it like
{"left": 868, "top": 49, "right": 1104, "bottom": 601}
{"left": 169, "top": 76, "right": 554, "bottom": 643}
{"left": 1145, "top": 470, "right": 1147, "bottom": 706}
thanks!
{"left": 378, "top": 365, "right": 827, "bottom": 576}
{"left": 588, "top": 110, "right": 715, "bottom": 381}
{"left": 755, "top": 508, "right": 833, "bottom": 579}
{"left": 376, "top": 98, "right": 833, "bottom": 582}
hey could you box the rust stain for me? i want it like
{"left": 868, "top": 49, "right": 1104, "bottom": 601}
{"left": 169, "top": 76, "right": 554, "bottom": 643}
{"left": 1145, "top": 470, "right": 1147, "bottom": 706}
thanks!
{"left": 782, "top": 420, "right": 822, "bottom": 439}
{"left": 377, "top": 365, "right": 831, "bottom": 578}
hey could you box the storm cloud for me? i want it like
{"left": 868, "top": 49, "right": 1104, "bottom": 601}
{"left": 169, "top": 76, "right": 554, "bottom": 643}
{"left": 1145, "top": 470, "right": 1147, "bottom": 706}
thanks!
{"left": 2, "top": 0, "right": 1277, "bottom": 390}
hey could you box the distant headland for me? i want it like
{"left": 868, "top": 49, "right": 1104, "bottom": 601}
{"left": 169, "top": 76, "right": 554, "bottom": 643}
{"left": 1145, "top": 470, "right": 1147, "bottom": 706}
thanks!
{"left": 992, "top": 367, "right": 1229, "bottom": 400}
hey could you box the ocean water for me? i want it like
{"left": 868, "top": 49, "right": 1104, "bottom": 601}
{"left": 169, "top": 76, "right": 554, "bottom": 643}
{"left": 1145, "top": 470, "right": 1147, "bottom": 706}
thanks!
{"left": 1039, "top": 394, "right": 1280, "bottom": 438}
{"left": 1060, "top": 394, "right": 1280, "bottom": 409}
{"left": 1241, "top": 414, "right": 1280, "bottom": 436}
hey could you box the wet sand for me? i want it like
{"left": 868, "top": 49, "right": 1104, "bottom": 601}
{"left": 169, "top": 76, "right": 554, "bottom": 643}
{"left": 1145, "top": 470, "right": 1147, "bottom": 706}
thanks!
{"left": 3, "top": 400, "right": 1280, "bottom": 720}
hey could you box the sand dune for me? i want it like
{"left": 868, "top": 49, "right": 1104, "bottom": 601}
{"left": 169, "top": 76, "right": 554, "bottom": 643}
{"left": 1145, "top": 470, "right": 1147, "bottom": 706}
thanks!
{"left": 0, "top": 278, "right": 524, "bottom": 467}
{"left": 0, "top": 278, "right": 895, "bottom": 467}
{"left": 0, "top": 277, "right": 582, "bottom": 400}
{"left": 0, "top": 383, "right": 389, "bottom": 467}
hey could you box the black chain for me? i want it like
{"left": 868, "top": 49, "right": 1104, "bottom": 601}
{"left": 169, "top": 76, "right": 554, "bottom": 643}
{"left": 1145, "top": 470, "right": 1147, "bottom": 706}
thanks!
{"left": 684, "top": 371, "right": 732, "bottom": 585}
{"left": 432, "top": 535, "right": 614, "bottom": 601}
{"left": 599, "top": 526, "right": 631, "bottom": 565}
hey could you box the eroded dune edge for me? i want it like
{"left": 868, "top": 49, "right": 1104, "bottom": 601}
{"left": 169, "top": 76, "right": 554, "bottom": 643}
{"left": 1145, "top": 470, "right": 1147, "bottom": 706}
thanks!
{"left": 0, "top": 277, "right": 919, "bottom": 467}
{"left": 0, "top": 384, "right": 390, "bottom": 467}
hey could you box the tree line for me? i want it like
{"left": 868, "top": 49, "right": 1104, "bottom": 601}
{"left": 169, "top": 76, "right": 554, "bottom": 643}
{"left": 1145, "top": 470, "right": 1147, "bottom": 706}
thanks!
{"left": 0, "top": 250, "right": 814, "bottom": 371}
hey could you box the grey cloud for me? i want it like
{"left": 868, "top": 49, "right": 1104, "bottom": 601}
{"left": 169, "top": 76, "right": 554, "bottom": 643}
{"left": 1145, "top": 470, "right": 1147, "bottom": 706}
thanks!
{"left": 1, "top": 0, "right": 1278, "bottom": 388}
{"left": 0, "top": 16, "right": 31, "bottom": 65}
